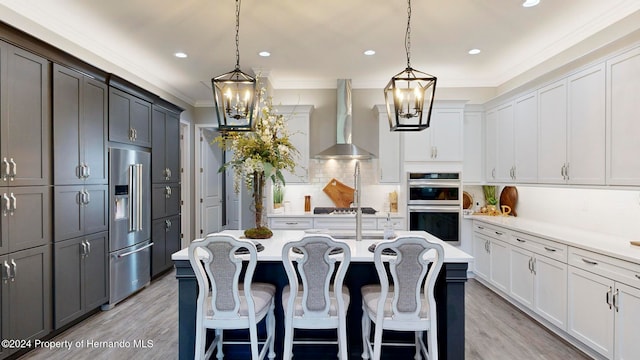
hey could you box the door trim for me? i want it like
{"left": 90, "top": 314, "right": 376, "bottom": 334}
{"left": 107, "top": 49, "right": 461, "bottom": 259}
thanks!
{"left": 180, "top": 120, "right": 191, "bottom": 248}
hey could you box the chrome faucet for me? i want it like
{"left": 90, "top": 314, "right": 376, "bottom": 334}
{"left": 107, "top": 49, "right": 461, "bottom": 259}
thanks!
{"left": 353, "top": 161, "right": 362, "bottom": 241}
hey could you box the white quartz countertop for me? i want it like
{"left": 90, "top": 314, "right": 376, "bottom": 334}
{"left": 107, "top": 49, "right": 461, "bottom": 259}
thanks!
{"left": 267, "top": 212, "right": 405, "bottom": 218}
{"left": 172, "top": 230, "right": 472, "bottom": 263}
{"left": 471, "top": 215, "right": 640, "bottom": 265}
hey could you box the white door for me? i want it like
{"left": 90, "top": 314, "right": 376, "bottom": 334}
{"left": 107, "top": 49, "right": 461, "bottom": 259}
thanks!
{"left": 180, "top": 121, "right": 191, "bottom": 247}
{"left": 430, "top": 108, "right": 463, "bottom": 162}
{"left": 509, "top": 246, "right": 534, "bottom": 308}
{"left": 197, "top": 127, "right": 223, "bottom": 237}
{"left": 472, "top": 233, "right": 490, "bottom": 281}
{"left": 489, "top": 238, "right": 510, "bottom": 294}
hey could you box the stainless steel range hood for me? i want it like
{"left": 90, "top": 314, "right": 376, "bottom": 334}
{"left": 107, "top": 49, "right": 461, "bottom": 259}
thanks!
{"left": 315, "top": 79, "right": 373, "bottom": 160}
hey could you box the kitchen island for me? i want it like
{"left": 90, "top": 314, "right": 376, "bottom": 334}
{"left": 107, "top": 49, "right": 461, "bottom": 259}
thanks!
{"left": 172, "top": 230, "right": 472, "bottom": 359}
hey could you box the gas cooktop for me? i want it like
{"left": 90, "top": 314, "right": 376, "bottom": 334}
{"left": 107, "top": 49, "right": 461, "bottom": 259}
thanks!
{"left": 313, "top": 207, "right": 377, "bottom": 215}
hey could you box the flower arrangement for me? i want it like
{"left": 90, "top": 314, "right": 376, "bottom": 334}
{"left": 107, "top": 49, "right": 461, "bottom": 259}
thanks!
{"left": 214, "top": 87, "right": 300, "bottom": 238}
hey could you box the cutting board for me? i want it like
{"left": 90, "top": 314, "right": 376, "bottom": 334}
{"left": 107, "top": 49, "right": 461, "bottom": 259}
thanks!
{"left": 323, "top": 178, "right": 355, "bottom": 208}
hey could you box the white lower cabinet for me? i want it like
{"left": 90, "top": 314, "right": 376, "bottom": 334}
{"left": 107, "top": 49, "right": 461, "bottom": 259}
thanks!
{"left": 568, "top": 267, "right": 614, "bottom": 358}
{"left": 472, "top": 233, "right": 491, "bottom": 281}
{"left": 489, "top": 238, "right": 510, "bottom": 294}
{"left": 472, "top": 222, "right": 510, "bottom": 293}
{"left": 568, "top": 247, "right": 640, "bottom": 359}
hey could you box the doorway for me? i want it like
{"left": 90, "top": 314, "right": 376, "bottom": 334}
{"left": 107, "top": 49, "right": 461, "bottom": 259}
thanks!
{"left": 194, "top": 125, "right": 224, "bottom": 237}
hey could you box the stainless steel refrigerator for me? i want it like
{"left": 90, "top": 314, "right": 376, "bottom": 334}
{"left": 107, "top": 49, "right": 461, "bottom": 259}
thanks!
{"left": 102, "top": 147, "right": 152, "bottom": 310}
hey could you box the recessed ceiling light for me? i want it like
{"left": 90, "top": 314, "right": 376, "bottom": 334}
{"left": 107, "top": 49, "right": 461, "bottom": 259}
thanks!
{"left": 522, "top": 0, "right": 540, "bottom": 7}
{"left": 468, "top": 48, "right": 481, "bottom": 55}
{"left": 363, "top": 50, "right": 376, "bottom": 56}
{"left": 258, "top": 51, "right": 271, "bottom": 57}
{"left": 174, "top": 52, "right": 188, "bottom": 58}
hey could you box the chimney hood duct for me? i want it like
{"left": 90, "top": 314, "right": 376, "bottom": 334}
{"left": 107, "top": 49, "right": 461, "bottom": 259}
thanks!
{"left": 315, "top": 79, "right": 374, "bottom": 160}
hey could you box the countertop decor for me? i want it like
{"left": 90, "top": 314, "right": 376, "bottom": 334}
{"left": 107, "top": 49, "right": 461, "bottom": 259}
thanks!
{"left": 214, "top": 87, "right": 300, "bottom": 238}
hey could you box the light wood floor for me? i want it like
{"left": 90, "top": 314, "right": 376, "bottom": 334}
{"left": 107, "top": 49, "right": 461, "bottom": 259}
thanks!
{"left": 19, "top": 272, "right": 590, "bottom": 360}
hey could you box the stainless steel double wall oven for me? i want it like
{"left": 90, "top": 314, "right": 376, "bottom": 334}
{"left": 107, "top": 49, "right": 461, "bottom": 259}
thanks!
{"left": 407, "top": 172, "right": 461, "bottom": 245}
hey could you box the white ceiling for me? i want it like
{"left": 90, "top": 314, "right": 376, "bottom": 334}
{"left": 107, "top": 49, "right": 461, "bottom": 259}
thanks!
{"left": 1, "top": 0, "right": 640, "bottom": 106}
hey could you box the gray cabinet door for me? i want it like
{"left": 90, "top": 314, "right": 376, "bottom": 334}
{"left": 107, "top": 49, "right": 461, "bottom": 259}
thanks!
{"left": 108, "top": 87, "right": 151, "bottom": 147}
{"left": 84, "top": 231, "right": 108, "bottom": 311}
{"left": 83, "top": 185, "right": 108, "bottom": 236}
{"left": 7, "top": 186, "right": 51, "bottom": 252}
{"left": 152, "top": 183, "right": 181, "bottom": 219}
{"left": 0, "top": 187, "right": 6, "bottom": 255}
{"left": 1, "top": 43, "right": 51, "bottom": 187}
{"left": 131, "top": 97, "right": 152, "bottom": 147}
{"left": 54, "top": 185, "right": 107, "bottom": 242}
{"left": 82, "top": 78, "right": 108, "bottom": 185}
{"left": 151, "top": 215, "right": 180, "bottom": 278}
{"left": 52, "top": 64, "right": 83, "bottom": 185}
{"left": 8, "top": 245, "right": 52, "bottom": 343}
{"left": 53, "top": 237, "right": 83, "bottom": 329}
{"left": 0, "top": 255, "right": 9, "bottom": 359}
{"left": 152, "top": 107, "right": 181, "bottom": 184}
{"left": 53, "top": 186, "right": 84, "bottom": 241}
{"left": 108, "top": 87, "right": 132, "bottom": 144}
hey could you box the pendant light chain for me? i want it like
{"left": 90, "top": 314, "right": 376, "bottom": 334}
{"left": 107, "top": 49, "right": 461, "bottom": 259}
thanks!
{"left": 405, "top": 0, "right": 412, "bottom": 68}
{"left": 234, "top": 0, "right": 241, "bottom": 69}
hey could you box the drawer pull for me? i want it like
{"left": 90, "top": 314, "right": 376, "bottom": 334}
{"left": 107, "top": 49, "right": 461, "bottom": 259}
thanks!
{"left": 495, "top": 231, "right": 503, "bottom": 236}
{"left": 635, "top": 274, "right": 640, "bottom": 280}
{"left": 285, "top": 222, "right": 299, "bottom": 225}
{"left": 477, "top": 226, "right": 485, "bottom": 230}
{"left": 582, "top": 258, "right": 598, "bottom": 265}
{"left": 516, "top": 238, "right": 525, "bottom": 243}
{"left": 544, "top": 247, "right": 557, "bottom": 252}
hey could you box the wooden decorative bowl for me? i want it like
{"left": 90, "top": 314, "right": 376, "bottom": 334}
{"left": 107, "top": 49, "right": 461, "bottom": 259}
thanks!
{"left": 499, "top": 186, "right": 518, "bottom": 216}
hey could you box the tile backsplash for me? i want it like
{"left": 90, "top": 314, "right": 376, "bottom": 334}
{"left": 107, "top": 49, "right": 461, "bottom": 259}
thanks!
{"left": 271, "top": 159, "right": 401, "bottom": 213}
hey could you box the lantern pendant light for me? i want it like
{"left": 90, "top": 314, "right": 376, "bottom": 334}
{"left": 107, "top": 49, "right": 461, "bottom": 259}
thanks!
{"left": 384, "top": 0, "right": 437, "bottom": 131}
{"left": 212, "top": 0, "right": 257, "bottom": 132}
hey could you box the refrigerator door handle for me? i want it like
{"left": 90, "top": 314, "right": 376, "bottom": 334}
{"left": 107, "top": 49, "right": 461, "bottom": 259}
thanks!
{"left": 128, "top": 164, "right": 136, "bottom": 232}
{"left": 117, "top": 242, "right": 154, "bottom": 258}
{"left": 137, "top": 164, "right": 143, "bottom": 231}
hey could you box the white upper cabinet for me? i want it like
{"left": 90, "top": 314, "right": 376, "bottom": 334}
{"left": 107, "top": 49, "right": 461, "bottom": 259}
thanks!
{"left": 375, "top": 105, "right": 401, "bottom": 183}
{"left": 463, "top": 111, "right": 483, "bottom": 183}
{"left": 537, "top": 63, "right": 605, "bottom": 185}
{"left": 495, "top": 102, "right": 515, "bottom": 182}
{"left": 275, "top": 105, "right": 313, "bottom": 184}
{"left": 606, "top": 47, "right": 640, "bottom": 185}
{"left": 403, "top": 106, "right": 463, "bottom": 163}
{"left": 566, "top": 63, "right": 606, "bottom": 185}
{"left": 485, "top": 108, "right": 498, "bottom": 182}
{"left": 537, "top": 79, "right": 568, "bottom": 184}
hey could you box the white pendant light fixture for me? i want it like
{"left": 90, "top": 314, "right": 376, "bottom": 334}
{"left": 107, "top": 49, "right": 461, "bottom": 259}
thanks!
{"left": 212, "top": 0, "right": 257, "bottom": 132}
{"left": 384, "top": 0, "right": 437, "bottom": 131}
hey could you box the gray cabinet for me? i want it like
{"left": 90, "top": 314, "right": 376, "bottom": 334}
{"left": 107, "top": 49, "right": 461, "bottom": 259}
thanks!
{"left": 108, "top": 87, "right": 152, "bottom": 147}
{"left": 54, "top": 232, "right": 108, "bottom": 329}
{"left": 0, "top": 41, "right": 51, "bottom": 187}
{"left": 1, "top": 245, "right": 52, "bottom": 358}
{"left": 152, "top": 106, "right": 181, "bottom": 183}
{"left": 151, "top": 215, "right": 181, "bottom": 278}
{"left": 53, "top": 185, "right": 108, "bottom": 242}
{"left": 1, "top": 186, "right": 51, "bottom": 255}
{"left": 152, "top": 183, "right": 181, "bottom": 220}
{"left": 53, "top": 64, "right": 108, "bottom": 185}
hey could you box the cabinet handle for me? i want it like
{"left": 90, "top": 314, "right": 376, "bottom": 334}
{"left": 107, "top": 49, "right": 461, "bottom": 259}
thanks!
{"left": 9, "top": 158, "right": 16, "bottom": 180}
{"left": 86, "top": 240, "right": 91, "bottom": 255}
{"left": 10, "top": 259, "right": 16, "bottom": 282}
{"left": 491, "top": 168, "right": 496, "bottom": 179}
{"left": 133, "top": 128, "right": 138, "bottom": 141}
{"left": 477, "top": 226, "right": 485, "bottom": 230}
{"left": 85, "top": 164, "right": 91, "bottom": 178}
{"left": 81, "top": 241, "right": 88, "bottom": 256}
{"left": 2, "top": 157, "right": 8, "bottom": 181}
{"left": 84, "top": 190, "right": 91, "bottom": 204}
{"left": 129, "top": 128, "right": 135, "bottom": 141}
{"left": 165, "top": 168, "right": 172, "bottom": 181}
{"left": 561, "top": 164, "right": 566, "bottom": 179}
{"left": 165, "top": 186, "right": 172, "bottom": 198}
{"left": 434, "top": 147, "right": 438, "bottom": 159}
{"left": 3, "top": 193, "right": 9, "bottom": 214}
{"left": 613, "top": 289, "right": 619, "bottom": 312}
{"left": 2, "top": 261, "right": 10, "bottom": 283}
{"left": 528, "top": 258, "right": 533, "bottom": 272}
{"left": 495, "top": 231, "right": 503, "bottom": 236}
{"left": 285, "top": 222, "right": 299, "bottom": 225}
{"left": 544, "top": 247, "right": 557, "bottom": 252}
{"left": 9, "top": 193, "right": 16, "bottom": 214}
{"left": 582, "top": 258, "right": 598, "bottom": 265}
{"left": 166, "top": 219, "right": 172, "bottom": 230}
{"left": 531, "top": 258, "right": 538, "bottom": 275}
{"left": 516, "top": 238, "right": 526, "bottom": 243}
{"left": 565, "top": 163, "right": 570, "bottom": 181}
{"left": 635, "top": 274, "right": 640, "bottom": 280}
{"left": 606, "top": 287, "right": 612, "bottom": 309}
